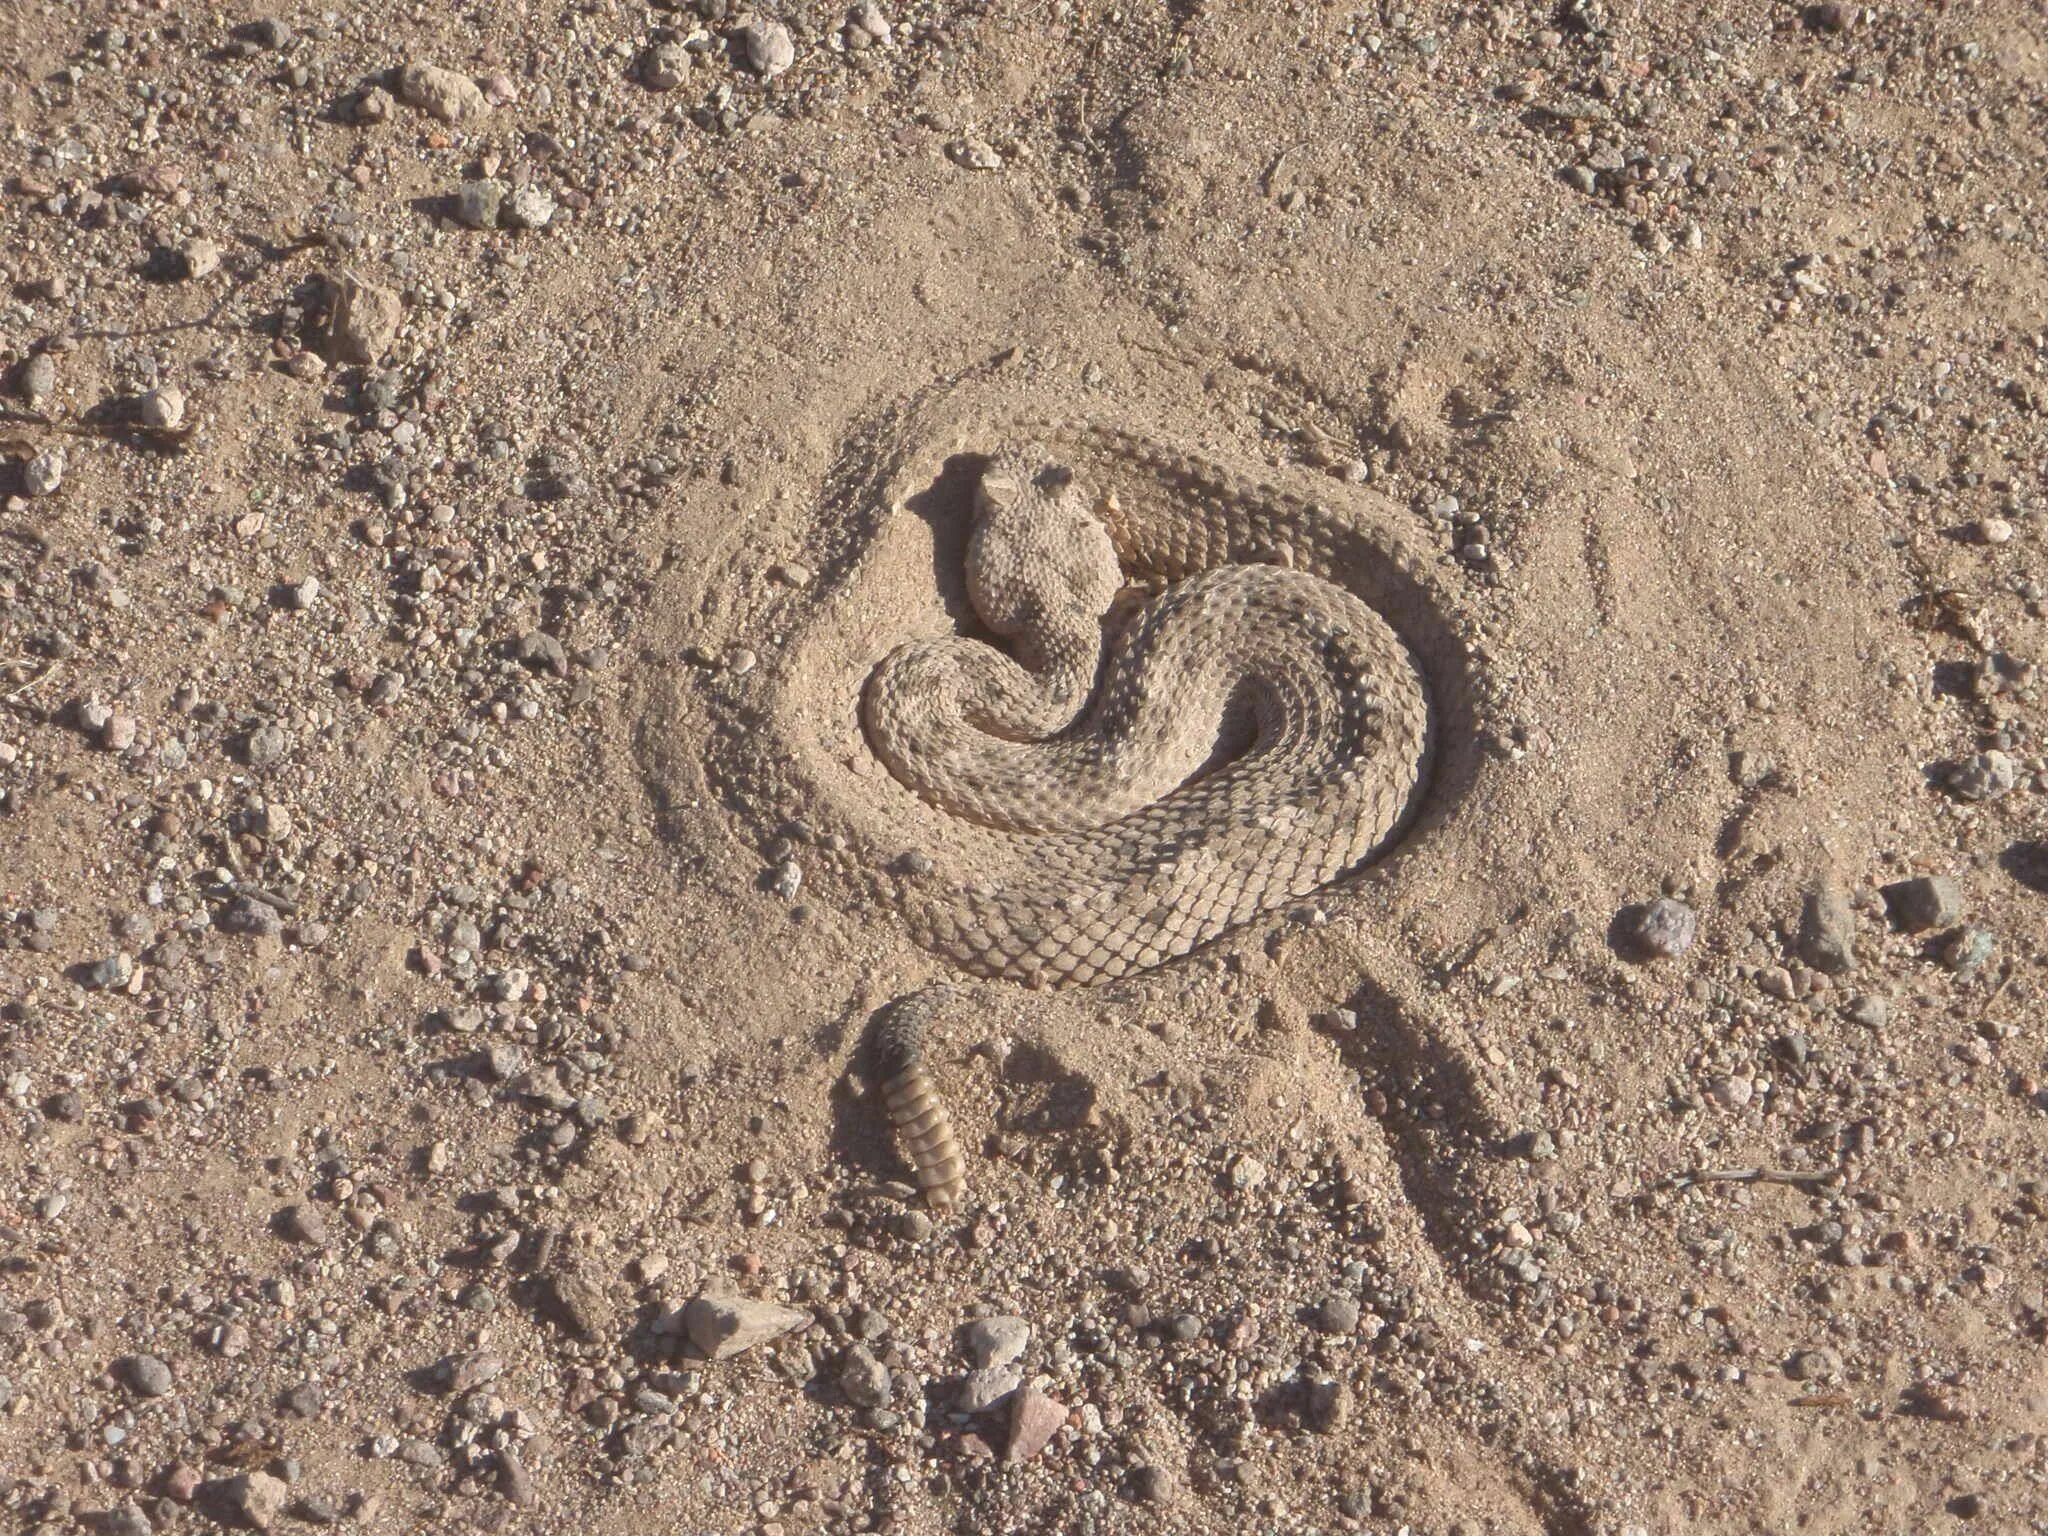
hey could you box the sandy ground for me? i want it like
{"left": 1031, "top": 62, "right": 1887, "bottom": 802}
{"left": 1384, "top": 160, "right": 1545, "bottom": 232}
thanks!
{"left": 4, "top": 1, "right": 2048, "bottom": 1532}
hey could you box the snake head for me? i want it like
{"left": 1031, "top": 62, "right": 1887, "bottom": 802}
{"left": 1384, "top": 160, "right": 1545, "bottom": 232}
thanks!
{"left": 968, "top": 447, "right": 1123, "bottom": 663}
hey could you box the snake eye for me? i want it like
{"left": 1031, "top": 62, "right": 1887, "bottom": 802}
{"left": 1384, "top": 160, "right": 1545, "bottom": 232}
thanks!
{"left": 1032, "top": 462, "right": 1075, "bottom": 492}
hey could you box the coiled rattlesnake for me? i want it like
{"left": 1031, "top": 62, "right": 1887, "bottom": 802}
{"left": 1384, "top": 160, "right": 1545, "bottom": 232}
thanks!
{"left": 861, "top": 419, "right": 1444, "bottom": 988}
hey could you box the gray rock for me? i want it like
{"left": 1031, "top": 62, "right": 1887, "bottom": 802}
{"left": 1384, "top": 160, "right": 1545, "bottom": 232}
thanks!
{"left": 1941, "top": 926, "right": 1995, "bottom": 978}
{"left": 503, "top": 184, "right": 556, "bottom": 231}
{"left": 238, "top": 17, "right": 294, "bottom": 49}
{"left": 1787, "top": 1346, "right": 1842, "bottom": 1382}
{"left": 741, "top": 20, "right": 795, "bottom": 76}
{"left": 1946, "top": 750, "right": 2018, "bottom": 802}
{"left": 956, "top": 1364, "right": 1020, "bottom": 1412}
{"left": 454, "top": 179, "right": 503, "bottom": 229}
{"left": 1799, "top": 877, "right": 1857, "bottom": 974}
{"left": 680, "top": 1293, "right": 807, "bottom": 1359}
{"left": 963, "top": 1315, "right": 1030, "bottom": 1369}
{"left": 1883, "top": 874, "right": 1961, "bottom": 933}
{"left": 1616, "top": 897, "right": 1697, "bottom": 960}
{"left": 396, "top": 1437, "right": 444, "bottom": 1467}
{"left": 837, "top": 1343, "right": 890, "bottom": 1408}
{"left": 15, "top": 352, "right": 56, "bottom": 405}
{"left": 1130, "top": 1462, "right": 1175, "bottom": 1504}
{"left": 92, "top": 1502, "right": 152, "bottom": 1536}
{"left": 122, "top": 1353, "right": 174, "bottom": 1396}
{"left": 641, "top": 42, "right": 691, "bottom": 90}
{"left": 516, "top": 628, "right": 569, "bottom": 675}
{"left": 23, "top": 446, "right": 64, "bottom": 497}
{"left": 497, "top": 1445, "right": 536, "bottom": 1508}
{"left": 243, "top": 722, "right": 290, "bottom": 767}
{"left": 221, "top": 898, "right": 284, "bottom": 939}
{"left": 1313, "top": 1293, "right": 1361, "bottom": 1335}
{"left": 82, "top": 953, "right": 134, "bottom": 990}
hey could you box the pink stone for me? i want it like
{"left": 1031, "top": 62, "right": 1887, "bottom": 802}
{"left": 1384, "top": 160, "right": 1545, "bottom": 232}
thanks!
{"left": 1006, "top": 1387, "right": 1064, "bottom": 1463}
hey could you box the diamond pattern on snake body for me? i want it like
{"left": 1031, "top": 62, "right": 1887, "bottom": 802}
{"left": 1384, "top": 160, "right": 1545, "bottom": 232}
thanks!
{"left": 861, "top": 423, "right": 1436, "bottom": 987}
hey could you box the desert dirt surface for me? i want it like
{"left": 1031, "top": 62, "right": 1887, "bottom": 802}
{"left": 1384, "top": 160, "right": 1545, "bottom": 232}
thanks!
{"left": 4, "top": 1, "right": 2048, "bottom": 1532}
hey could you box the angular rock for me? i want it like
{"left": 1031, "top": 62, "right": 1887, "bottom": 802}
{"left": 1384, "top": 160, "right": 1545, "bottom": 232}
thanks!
{"left": 956, "top": 1365, "right": 1020, "bottom": 1413}
{"left": 326, "top": 274, "right": 401, "bottom": 365}
{"left": 428, "top": 1350, "right": 503, "bottom": 1394}
{"left": 838, "top": 1343, "right": 891, "bottom": 1408}
{"left": 1006, "top": 1386, "right": 1063, "bottom": 1462}
{"left": 541, "top": 1271, "right": 613, "bottom": 1340}
{"left": 1614, "top": 896, "right": 1697, "bottom": 960}
{"left": 963, "top": 1315, "right": 1030, "bottom": 1370}
{"left": 498, "top": 1445, "right": 536, "bottom": 1508}
{"left": 276, "top": 1203, "right": 328, "bottom": 1244}
{"left": 454, "top": 179, "right": 503, "bottom": 230}
{"left": 1303, "top": 1375, "right": 1351, "bottom": 1433}
{"left": 397, "top": 61, "right": 489, "bottom": 123}
{"left": 91, "top": 1502, "right": 152, "bottom": 1536}
{"left": 1798, "top": 876, "right": 1857, "bottom": 974}
{"left": 1882, "top": 874, "right": 1961, "bottom": 933}
{"left": 503, "top": 184, "right": 556, "bottom": 232}
{"left": 680, "top": 1293, "right": 807, "bottom": 1359}
{"left": 179, "top": 238, "right": 222, "bottom": 281}
{"left": 215, "top": 1471, "right": 288, "bottom": 1531}
{"left": 1946, "top": 750, "right": 2018, "bottom": 802}
{"left": 1313, "top": 1293, "right": 1361, "bottom": 1335}
{"left": 641, "top": 42, "right": 690, "bottom": 91}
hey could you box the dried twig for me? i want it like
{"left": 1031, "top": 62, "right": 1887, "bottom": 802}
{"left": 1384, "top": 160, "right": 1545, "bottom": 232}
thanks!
{"left": 1670, "top": 1165, "right": 1840, "bottom": 1191}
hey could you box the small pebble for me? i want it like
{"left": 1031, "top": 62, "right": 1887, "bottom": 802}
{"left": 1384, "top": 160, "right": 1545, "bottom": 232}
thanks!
{"left": 121, "top": 1353, "right": 174, "bottom": 1396}
{"left": 454, "top": 179, "right": 504, "bottom": 230}
{"left": 1616, "top": 896, "right": 1697, "bottom": 960}
{"left": 23, "top": 447, "right": 64, "bottom": 497}
{"left": 136, "top": 384, "right": 186, "bottom": 430}
{"left": 1882, "top": 874, "right": 1961, "bottom": 932}
{"left": 741, "top": 21, "right": 795, "bottom": 77}
{"left": 963, "top": 1315, "right": 1030, "bottom": 1370}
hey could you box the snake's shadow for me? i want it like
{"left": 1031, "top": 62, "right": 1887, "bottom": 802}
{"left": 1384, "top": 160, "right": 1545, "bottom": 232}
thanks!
{"left": 900, "top": 450, "right": 990, "bottom": 637}
{"left": 824, "top": 998, "right": 905, "bottom": 1187}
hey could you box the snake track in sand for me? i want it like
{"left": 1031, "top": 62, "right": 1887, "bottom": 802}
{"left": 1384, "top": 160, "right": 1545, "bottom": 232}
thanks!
{"left": 859, "top": 417, "right": 1454, "bottom": 988}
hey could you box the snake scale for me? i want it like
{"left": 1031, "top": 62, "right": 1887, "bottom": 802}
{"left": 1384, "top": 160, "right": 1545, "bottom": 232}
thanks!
{"left": 860, "top": 416, "right": 1451, "bottom": 989}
